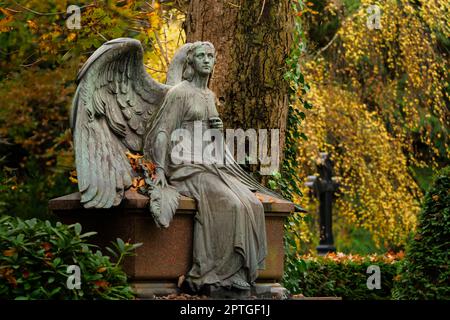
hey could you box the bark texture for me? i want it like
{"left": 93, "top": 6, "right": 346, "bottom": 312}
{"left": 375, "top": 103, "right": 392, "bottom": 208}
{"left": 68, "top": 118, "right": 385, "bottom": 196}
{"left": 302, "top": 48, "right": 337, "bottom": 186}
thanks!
{"left": 185, "top": 0, "right": 294, "bottom": 169}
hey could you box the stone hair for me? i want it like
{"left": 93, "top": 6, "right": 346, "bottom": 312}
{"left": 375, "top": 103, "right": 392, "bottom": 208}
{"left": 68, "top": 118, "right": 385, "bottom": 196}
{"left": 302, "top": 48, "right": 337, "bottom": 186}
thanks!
{"left": 182, "top": 41, "right": 215, "bottom": 81}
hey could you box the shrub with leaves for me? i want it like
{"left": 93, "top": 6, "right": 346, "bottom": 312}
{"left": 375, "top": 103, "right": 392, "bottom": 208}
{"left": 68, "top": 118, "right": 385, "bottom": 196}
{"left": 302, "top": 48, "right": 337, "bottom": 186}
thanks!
{"left": 284, "top": 252, "right": 403, "bottom": 300}
{"left": 0, "top": 215, "right": 141, "bottom": 300}
{"left": 393, "top": 167, "right": 450, "bottom": 300}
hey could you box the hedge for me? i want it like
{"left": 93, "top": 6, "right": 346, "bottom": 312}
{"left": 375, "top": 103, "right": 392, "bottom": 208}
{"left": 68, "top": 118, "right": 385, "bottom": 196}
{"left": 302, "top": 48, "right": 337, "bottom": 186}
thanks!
{"left": 283, "top": 252, "right": 403, "bottom": 300}
{"left": 392, "top": 167, "right": 450, "bottom": 300}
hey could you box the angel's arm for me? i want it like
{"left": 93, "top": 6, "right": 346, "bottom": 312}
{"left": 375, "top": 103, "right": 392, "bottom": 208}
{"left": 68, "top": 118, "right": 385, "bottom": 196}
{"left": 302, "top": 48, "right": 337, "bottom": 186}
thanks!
{"left": 145, "top": 88, "right": 185, "bottom": 185}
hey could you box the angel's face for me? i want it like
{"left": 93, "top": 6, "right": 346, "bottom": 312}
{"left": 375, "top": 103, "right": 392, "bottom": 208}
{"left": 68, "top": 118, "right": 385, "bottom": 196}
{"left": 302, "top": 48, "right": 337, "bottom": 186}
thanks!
{"left": 192, "top": 45, "right": 215, "bottom": 76}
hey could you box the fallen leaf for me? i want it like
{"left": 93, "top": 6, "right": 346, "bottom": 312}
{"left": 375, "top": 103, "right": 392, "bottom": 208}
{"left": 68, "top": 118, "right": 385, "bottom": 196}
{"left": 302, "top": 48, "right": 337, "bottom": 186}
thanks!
{"left": 97, "top": 267, "right": 107, "bottom": 273}
{"left": 41, "top": 242, "right": 52, "bottom": 251}
{"left": 94, "top": 280, "right": 109, "bottom": 288}
{"left": 69, "top": 176, "right": 78, "bottom": 184}
{"left": 3, "top": 248, "right": 16, "bottom": 257}
{"left": 126, "top": 151, "right": 143, "bottom": 160}
{"left": 177, "top": 275, "right": 185, "bottom": 288}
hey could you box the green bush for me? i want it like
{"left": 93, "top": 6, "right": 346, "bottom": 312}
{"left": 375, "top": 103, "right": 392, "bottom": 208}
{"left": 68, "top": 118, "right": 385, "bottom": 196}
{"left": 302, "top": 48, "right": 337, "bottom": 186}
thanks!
{"left": 0, "top": 215, "right": 141, "bottom": 300}
{"left": 393, "top": 167, "right": 450, "bottom": 300}
{"left": 283, "top": 252, "right": 403, "bottom": 300}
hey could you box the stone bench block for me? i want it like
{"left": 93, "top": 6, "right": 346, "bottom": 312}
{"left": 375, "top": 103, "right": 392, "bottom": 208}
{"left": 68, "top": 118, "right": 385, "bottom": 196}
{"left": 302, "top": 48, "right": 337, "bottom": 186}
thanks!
{"left": 49, "top": 190, "right": 294, "bottom": 282}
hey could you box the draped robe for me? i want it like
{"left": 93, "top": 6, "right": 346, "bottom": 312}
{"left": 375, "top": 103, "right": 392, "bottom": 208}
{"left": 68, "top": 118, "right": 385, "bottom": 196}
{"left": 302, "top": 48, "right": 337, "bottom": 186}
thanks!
{"left": 145, "top": 80, "right": 267, "bottom": 291}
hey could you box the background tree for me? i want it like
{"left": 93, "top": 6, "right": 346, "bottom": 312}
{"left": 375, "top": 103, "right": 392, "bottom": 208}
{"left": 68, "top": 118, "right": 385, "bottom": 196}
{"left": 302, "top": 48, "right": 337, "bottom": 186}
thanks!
{"left": 184, "top": 0, "right": 295, "bottom": 173}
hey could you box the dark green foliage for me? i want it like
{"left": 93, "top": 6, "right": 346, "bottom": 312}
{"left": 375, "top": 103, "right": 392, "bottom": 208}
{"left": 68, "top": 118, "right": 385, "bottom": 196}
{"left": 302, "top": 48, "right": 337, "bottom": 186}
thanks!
{"left": 409, "top": 165, "right": 436, "bottom": 193}
{"left": 284, "top": 254, "right": 401, "bottom": 300}
{"left": 393, "top": 167, "right": 450, "bottom": 300}
{"left": 335, "top": 227, "right": 389, "bottom": 255}
{"left": 0, "top": 161, "right": 76, "bottom": 220}
{"left": 0, "top": 215, "right": 141, "bottom": 299}
{"left": 0, "top": 65, "right": 78, "bottom": 219}
{"left": 303, "top": 0, "right": 341, "bottom": 49}
{"left": 275, "top": 0, "right": 313, "bottom": 290}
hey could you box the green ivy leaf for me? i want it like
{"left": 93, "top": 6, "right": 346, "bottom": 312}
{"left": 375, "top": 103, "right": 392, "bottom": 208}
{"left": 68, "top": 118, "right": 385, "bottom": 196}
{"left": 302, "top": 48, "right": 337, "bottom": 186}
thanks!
{"left": 74, "top": 223, "right": 82, "bottom": 235}
{"left": 116, "top": 238, "right": 125, "bottom": 252}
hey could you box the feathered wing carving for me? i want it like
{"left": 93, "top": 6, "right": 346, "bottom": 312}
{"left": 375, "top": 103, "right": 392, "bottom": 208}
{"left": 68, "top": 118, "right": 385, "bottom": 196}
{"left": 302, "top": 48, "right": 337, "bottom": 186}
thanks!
{"left": 149, "top": 186, "right": 180, "bottom": 228}
{"left": 71, "top": 38, "right": 170, "bottom": 209}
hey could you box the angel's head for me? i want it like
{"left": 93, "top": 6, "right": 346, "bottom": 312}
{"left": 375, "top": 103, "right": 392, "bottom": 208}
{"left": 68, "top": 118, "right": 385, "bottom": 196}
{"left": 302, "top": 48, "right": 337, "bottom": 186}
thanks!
{"left": 182, "top": 41, "right": 215, "bottom": 81}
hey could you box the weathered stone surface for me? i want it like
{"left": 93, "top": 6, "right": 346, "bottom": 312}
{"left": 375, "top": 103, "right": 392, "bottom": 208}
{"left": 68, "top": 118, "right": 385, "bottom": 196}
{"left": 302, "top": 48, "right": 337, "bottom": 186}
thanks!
{"left": 49, "top": 190, "right": 294, "bottom": 214}
{"left": 51, "top": 190, "right": 293, "bottom": 282}
{"left": 131, "top": 282, "right": 289, "bottom": 300}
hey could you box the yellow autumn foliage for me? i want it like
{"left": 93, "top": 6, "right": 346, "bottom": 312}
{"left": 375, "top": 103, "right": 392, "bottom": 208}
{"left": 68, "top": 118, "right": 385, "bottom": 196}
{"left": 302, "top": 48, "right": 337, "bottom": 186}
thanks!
{"left": 145, "top": 9, "right": 186, "bottom": 83}
{"left": 291, "top": 0, "right": 449, "bottom": 249}
{"left": 295, "top": 77, "right": 420, "bottom": 247}
{"left": 336, "top": 0, "right": 449, "bottom": 164}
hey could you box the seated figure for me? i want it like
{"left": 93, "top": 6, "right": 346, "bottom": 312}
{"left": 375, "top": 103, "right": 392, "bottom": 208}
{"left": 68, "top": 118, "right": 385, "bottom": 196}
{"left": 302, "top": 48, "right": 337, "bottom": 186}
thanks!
{"left": 71, "top": 38, "right": 288, "bottom": 293}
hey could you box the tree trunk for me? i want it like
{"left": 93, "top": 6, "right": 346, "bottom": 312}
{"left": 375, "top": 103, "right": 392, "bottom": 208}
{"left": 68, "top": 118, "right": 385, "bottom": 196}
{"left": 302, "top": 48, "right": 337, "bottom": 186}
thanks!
{"left": 185, "top": 0, "right": 294, "bottom": 177}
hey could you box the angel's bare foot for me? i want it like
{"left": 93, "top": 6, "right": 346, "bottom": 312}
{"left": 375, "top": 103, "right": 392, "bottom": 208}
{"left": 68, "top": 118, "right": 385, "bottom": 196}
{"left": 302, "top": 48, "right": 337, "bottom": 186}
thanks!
{"left": 231, "top": 278, "right": 251, "bottom": 290}
{"left": 228, "top": 269, "right": 251, "bottom": 290}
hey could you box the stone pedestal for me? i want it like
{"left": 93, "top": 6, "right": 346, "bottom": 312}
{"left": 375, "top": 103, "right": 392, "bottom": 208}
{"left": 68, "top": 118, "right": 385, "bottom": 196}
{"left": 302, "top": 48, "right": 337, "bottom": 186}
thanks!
{"left": 49, "top": 190, "right": 294, "bottom": 298}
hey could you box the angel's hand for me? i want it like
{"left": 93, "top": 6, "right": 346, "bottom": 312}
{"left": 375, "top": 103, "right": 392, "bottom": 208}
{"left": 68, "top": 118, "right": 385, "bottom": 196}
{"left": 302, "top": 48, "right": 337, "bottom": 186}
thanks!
{"left": 153, "top": 167, "right": 168, "bottom": 188}
{"left": 209, "top": 117, "right": 223, "bottom": 130}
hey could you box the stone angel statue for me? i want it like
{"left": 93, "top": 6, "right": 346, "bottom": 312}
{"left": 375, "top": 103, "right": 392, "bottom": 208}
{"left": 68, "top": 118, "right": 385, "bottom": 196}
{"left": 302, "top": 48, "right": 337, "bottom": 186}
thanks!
{"left": 71, "top": 38, "right": 290, "bottom": 293}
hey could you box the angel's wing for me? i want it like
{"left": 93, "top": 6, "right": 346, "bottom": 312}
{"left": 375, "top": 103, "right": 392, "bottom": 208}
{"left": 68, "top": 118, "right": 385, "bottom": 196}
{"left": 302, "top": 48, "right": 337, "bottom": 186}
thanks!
{"left": 71, "top": 38, "right": 170, "bottom": 208}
